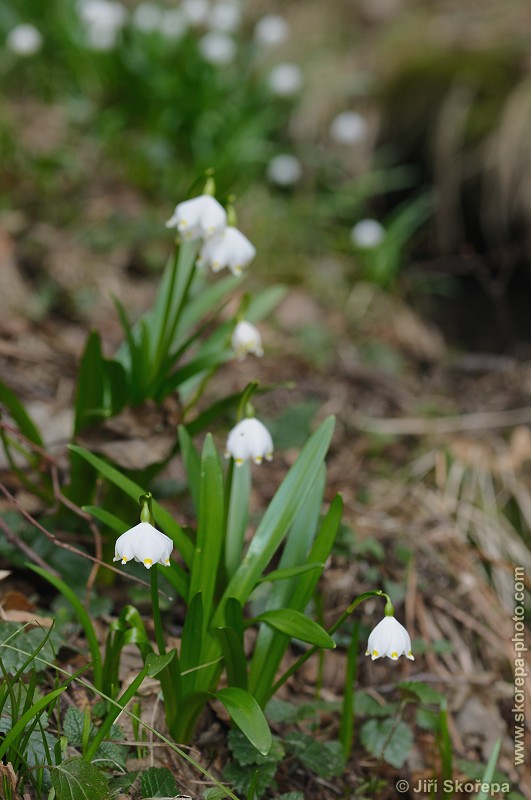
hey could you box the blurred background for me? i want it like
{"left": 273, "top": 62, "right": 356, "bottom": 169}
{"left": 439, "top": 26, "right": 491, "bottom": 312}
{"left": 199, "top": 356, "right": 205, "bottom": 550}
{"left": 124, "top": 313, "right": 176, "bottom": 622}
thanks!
{"left": 1, "top": 0, "right": 530, "bottom": 795}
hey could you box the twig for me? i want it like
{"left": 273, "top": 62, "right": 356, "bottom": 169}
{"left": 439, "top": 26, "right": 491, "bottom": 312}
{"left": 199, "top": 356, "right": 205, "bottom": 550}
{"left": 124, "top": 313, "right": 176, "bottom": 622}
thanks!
{"left": 352, "top": 406, "right": 531, "bottom": 436}
{"left": 0, "top": 481, "right": 172, "bottom": 599}
{"left": 0, "top": 516, "right": 58, "bottom": 576}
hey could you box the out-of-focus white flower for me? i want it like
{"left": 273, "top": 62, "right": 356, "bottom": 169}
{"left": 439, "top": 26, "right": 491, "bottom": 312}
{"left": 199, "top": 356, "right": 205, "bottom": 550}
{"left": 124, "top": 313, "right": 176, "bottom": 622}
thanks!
{"left": 78, "top": 0, "right": 128, "bottom": 50}
{"left": 198, "top": 226, "right": 256, "bottom": 275}
{"left": 351, "top": 219, "right": 385, "bottom": 248}
{"left": 6, "top": 24, "right": 43, "bottom": 56}
{"left": 132, "top": 2, "right": 163, "bottom": 32}
{"left": 266, "top": 153, "right": 302, "bottom": 187}
{"left": 254, "top": 14, "right": 289, "bottom": 47}
{"left": 159, "top": 8, "right": 188, "bottom": 39}
{"left": 198, "top": 30, "right": 236, "bottom": 65}
{"left": 208, "top": 0, "right": 241, "bottom": 33}
{"left": 182, "top": 0, "right": 210, "bottom": 26}
{"left": 330, "top": 110, "right": 367, "bottom": 145}
{"left": 365, "top": 615, "right": 414, "bottom": 661}
{"left": 232, "top": 321, "right": 263, "bottom": 359}
{"left": 267, "top": 62, "right": 303, "bottom": 97}
{"left": 225, "top": 418, "right": 273, "bottom": 465}
{"left": 165, "top": 194, "right": 227, "bottom": 240}
{"left": 113, "top": 522, "right": 173, "bottom": 569}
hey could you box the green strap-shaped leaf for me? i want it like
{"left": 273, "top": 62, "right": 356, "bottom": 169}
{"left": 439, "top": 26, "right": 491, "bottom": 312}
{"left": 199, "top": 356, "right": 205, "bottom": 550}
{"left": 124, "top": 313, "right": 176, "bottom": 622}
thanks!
{"left": 178, "top": 424, "right": 201, "bottom": 513}
{"left": 83, "top": 505, "right": 128, "bottom": 535}
{"left": 252, "top": 610, "right": 335, "bottom": 649}
{"left": 216, "top": 627, "right": 248, "bottom": 689}
{"left": 180, "top": 591, "right": 204, "bottom": 694}
{"left": 0, "top": 379, "right": 43, "bottom": 446}
{"left": 257, "top": 563, "right": 324, "bottom": 583}
{"left": 74, "top": 331, "right": 107, "bottom": 435}
{"left": 189, "top": 434, "right": 225, "bottom": 616}
{"left": 215, "top": 687, "right": 272, "bottom": 756}
{"left": 69, "top": 444, "right": 194, "bottom": 568}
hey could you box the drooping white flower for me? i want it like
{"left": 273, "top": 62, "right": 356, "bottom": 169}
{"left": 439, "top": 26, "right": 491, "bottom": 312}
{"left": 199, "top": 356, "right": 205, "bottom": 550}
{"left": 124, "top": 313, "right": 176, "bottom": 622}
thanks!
{"left": 232, "top": 321, "right": 263, "bottom": 359}
{"left": 267, "top": 63, "right": 303, "bottom": 97}
{"left": 198, "top": 31, "right": 236, "bottom": 65}
{"left": 182, "top": 0, "right": 210, "bottom": 26}
{"left": 159, "top": 8, "right": 188, "bottom": 39}
{"left": 330, "top": 110, "right": 367, "bottom": 145}
{"left": 165, "top": 194, "right": 227, "bottom": 240}
{"left": 6, "top": 24, "right": 43, "bottom": 56}
{"left": 132, "top": 2, "right": 163, "bottom": 32}
{"left": 350, "top": 219, "right": 385, "bottom": 248}
{"left": 197, "top": 226, "right": 256, "bottom": 275}
{"left": 254, "top": 14, "right": 289, "bottom": 47}
{"left": 208, "top": 1, "right": 241, "bottom": 33}
{"left": 225, "top": 418, "right": 273, "bottom": 465}
{"left": 113, "top": 521, "right": 173, "bottom": 569}
{"left": 266, "top": 153, "right": 302, "bottom": 187}
{"left": 365, "top": 615, "right": 414, "bottom": 661}
{"left": 78, "top": 0, "right": 128, "bottom": 50}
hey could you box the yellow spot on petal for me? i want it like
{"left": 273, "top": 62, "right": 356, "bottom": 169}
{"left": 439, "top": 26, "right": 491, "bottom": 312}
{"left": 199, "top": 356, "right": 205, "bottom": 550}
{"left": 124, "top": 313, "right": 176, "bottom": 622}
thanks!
{"left": 372, "top": 649, "right": 379, "bottom": 658}
{"left": 254, "top": 456, "right": 263, "bottom": 464}
{"left": 235, "top": 458, "right": 244, "bottom": 465}
{"left": 121, "top": 556, "right": 128, "bottom": 564}
{"left": 391, "top": 652, "right": 398, "bottom": 659}
{"left": 144, "top": 558, "right": 153, "bottom": 567}
{"left": 164, "top": 559, "right": 170, "bottom": 565}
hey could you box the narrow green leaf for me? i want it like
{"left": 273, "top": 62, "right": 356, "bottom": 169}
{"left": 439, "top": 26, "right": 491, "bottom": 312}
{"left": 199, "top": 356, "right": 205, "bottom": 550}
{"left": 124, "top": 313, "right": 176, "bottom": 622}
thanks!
{"left": 51, "top": 757, "right": 110, "bottom": 800}
{"left": 145, "top": 651, "right": 175, "bottom": 678}
{"left": 0, "top": 379, "right": 43, "bottom": 446}
{"left": 159, "top": 351, "right": 233, "bottom": 396}
{"left": 215, "top": 687, "right": 272, "bottom": 756}
{"left": 225, "top": 458, "right": 251, "bottom": 578}
{"left": 28, "top": 565, "right": 102, "bottom": 690}
{"left": 258, "top": 563, "right": 324, "bottom": 583}
{"left": 0, "top": 686, "right": 68, "bottom": 762}
{"left": 74, "top": 331, "right": 106, "bottom": 434}
{"left": 178, "top": 424, "right": 201, "bottom": 513}
{"left": 68, "top": 444, "right": 194, "bottom": 567}
{"left": 216, "top": 627, "right": 248, "bottom": 689}
{"left": 104, "top": 359, "right": 128, "bottom": 415}
{"left": 180, "top": 591, "right": 204, "bottom": 693}
{"left": 82, "top": 505, "right": 128, "bottom": 535}
{"left": 476, "top": 740, "right": 501, "bottom": 800}
{"left": 253, "top": 610, "right": 335, "bottom": 649}
{"left": 113, "top": 297, "right": 144, "bottom": 402}
{"left": 220, "top": 417, "right": 335, "bottom": 609}
{"left": 224, "top": 597, "right": 244, "bottom": 641}
{"left": 189, "top": 434, "right": 225, "bottom": 617}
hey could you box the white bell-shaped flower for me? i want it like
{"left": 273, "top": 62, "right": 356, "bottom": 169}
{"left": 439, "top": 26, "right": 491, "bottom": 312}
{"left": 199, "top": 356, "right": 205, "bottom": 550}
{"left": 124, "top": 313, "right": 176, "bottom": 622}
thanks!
{"left": 113, "top": 521, "right": 173, "bottom": 569}
{"left": 330, "top": 110, "right": 367, "bottom": 145}
{"left": 254, "top": 14, "right": 289, "bottom": 47}
{"left": 232, "top": 321, "right": 263, "bottom": 359}
{"left": 78, "top": 0, "right": 128, "bottom": 50}
{"left": 365, "top": 615, "right": 414, "bottom": 661}
{"left": 225, "top": 418, "right": 273, "bottom": 465}
{"left": 165, "top": 194, "right": 227, "bottom": 240}
{"left": 267, "top": 62, "right": 303, "bottom": 97}
{"left": 197, "top": 226, "right": 256, "bottom": 275}
{"left": 6, "top": 24, "right": 43, "bottom": 56}
{"left": 198, "top": 31, "right": 236, "bottom": 65}
{"left": 266, "top": 154, "right": 302, "bottom": 187}
{"left": 351, "top": 219, "right": 385, "bottom": 249}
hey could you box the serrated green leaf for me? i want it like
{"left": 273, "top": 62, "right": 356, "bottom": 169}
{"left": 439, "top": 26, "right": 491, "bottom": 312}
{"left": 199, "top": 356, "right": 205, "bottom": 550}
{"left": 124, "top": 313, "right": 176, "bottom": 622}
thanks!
{"left": 360, "top": 718, "right": 413, "bottom": 768}
{"left": 228, "top": 730, "right": 284, "bottom": 767}
{"left": 284, "top": 733, "right": 345, "bottom": 778}
{"left": 51, "top": 757, "right": 110, "bottom": 800}
{"left": 139, "top": 766, "right": 178, "bottom": 798}
{"left": 253, "top": 609, "right": 335, "bottom": 649}
{"left": 222, "top": 761, "right": 277, "bottom": 799}
{"left": 398, "top": 680, "right": 445, "bottom": 705}
{"left": 215, "top": 687, "right": 272, "bottom": 756}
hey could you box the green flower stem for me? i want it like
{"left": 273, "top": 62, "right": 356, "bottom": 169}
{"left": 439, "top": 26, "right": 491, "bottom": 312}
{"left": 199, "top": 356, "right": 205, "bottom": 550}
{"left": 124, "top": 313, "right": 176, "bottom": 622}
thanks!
{"left": 269, "top": 590, "right": 385, "bottom": 700}
{"left": 85, "top": 663, "right": 151, "bottom": 761}
{"left": 150, "top": 567, "right": 182, "bottom": 726}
